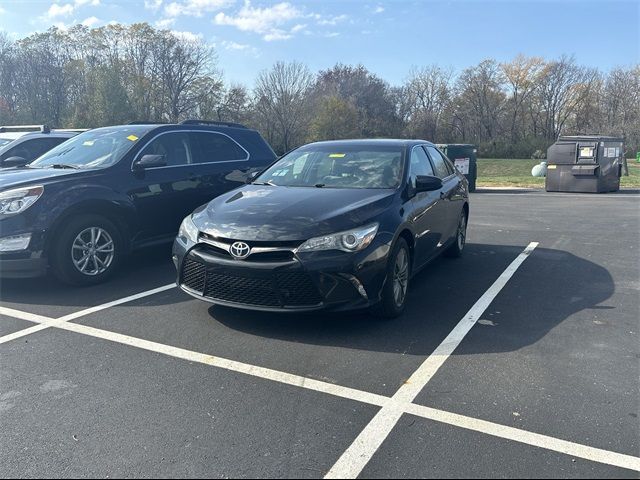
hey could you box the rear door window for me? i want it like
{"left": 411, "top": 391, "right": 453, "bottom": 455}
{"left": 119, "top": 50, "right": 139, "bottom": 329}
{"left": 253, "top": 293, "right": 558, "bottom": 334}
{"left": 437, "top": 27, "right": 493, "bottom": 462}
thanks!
{"left": 139, "top": 132, "right": 191, "bottom": 167}
{"left": 190, "top": 132, "right": 248, "bottom": 164}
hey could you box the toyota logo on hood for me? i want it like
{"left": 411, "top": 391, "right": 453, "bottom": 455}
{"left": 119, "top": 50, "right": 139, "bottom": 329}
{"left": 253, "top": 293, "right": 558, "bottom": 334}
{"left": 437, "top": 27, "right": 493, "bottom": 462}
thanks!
{"left": 230, "top": 241, "right": 251, "bottom": 260}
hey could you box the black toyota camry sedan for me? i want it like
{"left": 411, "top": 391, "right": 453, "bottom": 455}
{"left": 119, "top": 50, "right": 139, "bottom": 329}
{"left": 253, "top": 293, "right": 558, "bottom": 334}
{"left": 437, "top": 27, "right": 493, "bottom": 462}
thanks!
{"left": 173, "top": 139, "right": 469, "bottom": 318}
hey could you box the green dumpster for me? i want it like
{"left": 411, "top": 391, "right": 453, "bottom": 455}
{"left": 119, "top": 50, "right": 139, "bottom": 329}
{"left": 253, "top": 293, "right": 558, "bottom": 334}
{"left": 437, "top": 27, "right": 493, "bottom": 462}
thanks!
{"left": 437, "top": 144, "right": 478, "bottom": 192}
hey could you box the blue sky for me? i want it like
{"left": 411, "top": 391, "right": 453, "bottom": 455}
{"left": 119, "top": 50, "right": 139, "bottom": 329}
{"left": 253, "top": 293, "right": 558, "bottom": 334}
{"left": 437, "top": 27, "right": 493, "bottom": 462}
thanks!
{"left": 0, "top": 0, "right": 638, "bottom": 86}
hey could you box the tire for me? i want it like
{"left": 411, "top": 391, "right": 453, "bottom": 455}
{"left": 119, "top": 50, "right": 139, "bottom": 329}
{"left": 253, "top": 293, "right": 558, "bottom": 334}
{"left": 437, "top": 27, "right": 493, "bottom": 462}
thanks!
{"left": 444, "top": 210, "right": 467, "bottom": 258}
{"left": 373, "top": 238, "right": 411, "bottom": 319}
{"left": 49, "top": 214, "right": 123, "bottom": 286}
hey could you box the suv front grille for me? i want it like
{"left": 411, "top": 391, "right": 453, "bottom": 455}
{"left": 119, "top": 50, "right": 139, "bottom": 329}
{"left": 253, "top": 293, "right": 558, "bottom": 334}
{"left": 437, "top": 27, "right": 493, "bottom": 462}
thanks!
{"left": 181, "top": 258, "right": 322, "bottom": 308}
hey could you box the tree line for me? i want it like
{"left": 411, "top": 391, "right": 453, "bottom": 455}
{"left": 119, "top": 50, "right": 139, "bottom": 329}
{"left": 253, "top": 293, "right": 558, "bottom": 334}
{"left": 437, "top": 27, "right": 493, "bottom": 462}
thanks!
{"left": 1, "top": 23, "right": 638, "bottom": 157}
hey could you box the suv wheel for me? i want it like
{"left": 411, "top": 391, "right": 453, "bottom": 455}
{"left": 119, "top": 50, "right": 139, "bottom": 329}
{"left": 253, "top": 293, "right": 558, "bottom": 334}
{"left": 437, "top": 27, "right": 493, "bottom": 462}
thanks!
{"left": 373, "top": 237, "right": 410, "bottom": 319}
{"left": 50, "top": 214, "right": 123, "bottom": 286}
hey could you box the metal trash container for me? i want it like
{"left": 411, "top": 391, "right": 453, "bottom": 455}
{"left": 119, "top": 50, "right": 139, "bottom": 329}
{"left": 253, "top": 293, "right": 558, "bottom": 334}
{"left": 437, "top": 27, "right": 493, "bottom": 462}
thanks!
{"left": 438, "top": 144, "right": 478, "bottom": 192}
{"left": 545, "top": 135, "right": 625, "bottom": 193}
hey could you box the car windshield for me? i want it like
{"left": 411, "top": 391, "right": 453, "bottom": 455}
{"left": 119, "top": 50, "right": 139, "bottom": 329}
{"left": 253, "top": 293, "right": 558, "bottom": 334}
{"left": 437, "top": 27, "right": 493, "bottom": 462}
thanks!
{"left": 256, "top": 145, "right": 404, "bottom": 189}
{"left": 0, "top": 137, "right": 12, "bottom": 147}
{"left": 29, "top": 126, "right": 152, "bottom": 169}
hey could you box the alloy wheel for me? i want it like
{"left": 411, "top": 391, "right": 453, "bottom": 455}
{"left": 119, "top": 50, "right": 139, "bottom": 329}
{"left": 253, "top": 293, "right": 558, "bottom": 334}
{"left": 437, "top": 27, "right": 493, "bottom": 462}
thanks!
{"left": 393, "top": 247, "right": 409, "bottom": 307}
{"left": 457, "top": 214, "right": 467, "bottom": 251}
{"left": 71, "top": 227, "right": 115, "bottom": 276}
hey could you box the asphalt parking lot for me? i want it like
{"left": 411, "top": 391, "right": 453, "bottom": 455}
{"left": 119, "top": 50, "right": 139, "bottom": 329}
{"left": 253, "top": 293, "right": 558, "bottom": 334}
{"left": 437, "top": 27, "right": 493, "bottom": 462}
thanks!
{"left": 1, "top": 190, "right": 639, "bottom": 478}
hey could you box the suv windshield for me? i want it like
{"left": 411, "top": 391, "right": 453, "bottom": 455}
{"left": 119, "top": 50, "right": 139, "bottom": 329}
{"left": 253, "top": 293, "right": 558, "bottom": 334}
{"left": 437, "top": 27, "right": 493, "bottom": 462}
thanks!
{"left": 29, "top": 126, "right": 152, "bottom": 169}
{"left": 256, "top": 145, "right": 404, "bottom": 189}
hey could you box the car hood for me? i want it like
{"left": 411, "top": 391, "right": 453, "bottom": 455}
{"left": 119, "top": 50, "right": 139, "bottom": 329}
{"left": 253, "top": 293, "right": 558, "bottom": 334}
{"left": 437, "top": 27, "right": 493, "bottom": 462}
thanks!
{"left": 194, "top": 185, "right": 397, "bottom": 242}
{"left": 0, "top": 167, "right": 86, "bottom": 191}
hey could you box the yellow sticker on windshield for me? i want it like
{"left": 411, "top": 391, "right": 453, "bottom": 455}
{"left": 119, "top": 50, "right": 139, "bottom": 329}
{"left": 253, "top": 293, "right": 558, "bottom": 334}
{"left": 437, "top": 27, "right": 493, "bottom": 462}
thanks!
{"left": 329, "top": 153, "right": 346, "bottom": 158}
{"left": 127, "top": 135, "right": 139, "bottom": 141}
{"left": 82, "top": 140, "right": 94, "bottom": 146}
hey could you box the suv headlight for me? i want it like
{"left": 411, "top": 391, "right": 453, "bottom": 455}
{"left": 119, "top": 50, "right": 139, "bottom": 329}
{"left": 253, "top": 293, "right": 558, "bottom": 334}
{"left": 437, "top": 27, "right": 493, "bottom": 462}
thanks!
{"left": 178, "top": 215, "right": 199, "bottom": 243}
{"left": 297, "top": 223, "right": 379, "bottom": 253}
{"left": 0, "top": 186, "right": 44, "bottom": 217}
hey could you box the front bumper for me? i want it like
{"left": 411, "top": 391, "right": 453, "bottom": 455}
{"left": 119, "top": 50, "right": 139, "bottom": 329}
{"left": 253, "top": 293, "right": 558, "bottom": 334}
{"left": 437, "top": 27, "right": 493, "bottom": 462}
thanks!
{"left": 0, "top": 256, "right": 47, "bottom": 278}
{"left": 172, "top": 234, "right": 393, "bottom": 313}
{"left": 0, "top": 230, "right": 48, "bottom": 279}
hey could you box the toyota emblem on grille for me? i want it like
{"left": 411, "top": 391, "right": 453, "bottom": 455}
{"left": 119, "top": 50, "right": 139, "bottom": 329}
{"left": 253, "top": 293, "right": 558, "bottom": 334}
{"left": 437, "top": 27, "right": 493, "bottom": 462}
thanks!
{"left": 230, "top": 241, "right": 251, "bottom": 260}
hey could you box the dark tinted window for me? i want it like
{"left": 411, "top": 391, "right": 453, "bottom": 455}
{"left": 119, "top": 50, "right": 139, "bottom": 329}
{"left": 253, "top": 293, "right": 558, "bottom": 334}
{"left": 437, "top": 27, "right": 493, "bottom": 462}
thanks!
{"left": 409, "top": 146, "right": 435, "bottom": 189}
{"left": 425, "top": 146, "right": 452, "bottom": 178}
{"left": 29, "top": 138, "right": 69, "bottom": 160}
{"left": 190, "top": 132, "right": 247, "bottom": 164}
{"left": 2, "top": 138, "right": 67, "bottom": 161}
{"left": 139, "top": 132, "right": 191, "bottom": 167}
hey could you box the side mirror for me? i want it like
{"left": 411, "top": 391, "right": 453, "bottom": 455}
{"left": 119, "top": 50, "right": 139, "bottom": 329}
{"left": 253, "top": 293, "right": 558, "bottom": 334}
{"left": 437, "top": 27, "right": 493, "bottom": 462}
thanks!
{"left": 415, "top": 175, "right": 443, "bottom": 193}
{"left": 1, "top": 156, "right": 28, "bottom": 168}
{"left": 134, "top": 154, "right": 166, "bottom": 170}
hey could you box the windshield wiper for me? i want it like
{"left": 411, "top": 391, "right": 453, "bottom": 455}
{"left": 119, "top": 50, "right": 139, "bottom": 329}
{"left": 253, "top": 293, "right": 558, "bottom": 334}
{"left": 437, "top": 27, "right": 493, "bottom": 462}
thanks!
{"left": 252, "top": 180, "right": 277, "bottom": 186}
{"left": 49, "top": 164, "right": 81, "bottom": 170}
{"left": 314, "top": 183, "right": 326, "bottom": 188}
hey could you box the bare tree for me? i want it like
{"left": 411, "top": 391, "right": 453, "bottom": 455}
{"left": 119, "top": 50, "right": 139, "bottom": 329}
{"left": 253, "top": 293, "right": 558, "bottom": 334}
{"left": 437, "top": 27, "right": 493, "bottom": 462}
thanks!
{"left": 402, "top": 65, "right": 453, "bottom": 141}
{"left": 153, "top": 31, "right": 218, "bottom": 122}
{"left": 534, "top": 55, "right": 599, "bottom": 140}
{"left": 501, "top": 55, "right": 546, "bottom": 143}
{"left": 253, "top": 61, "right": 314, "bottom": 153}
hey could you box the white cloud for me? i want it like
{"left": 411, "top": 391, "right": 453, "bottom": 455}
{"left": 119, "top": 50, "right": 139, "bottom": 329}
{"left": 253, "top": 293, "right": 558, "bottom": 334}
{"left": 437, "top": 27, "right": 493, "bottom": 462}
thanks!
{"left": 263, "top": 30, "right": 291, "bottom": 41}
{"left": 165, "top": 0, "right": 233, "bottom": 17}
{"left": 214, "top": 1, "right": 302, "bottom": 40}
{"left": 171, "top": 30, "right": 203, "bottom": 42}
{"left": 47, "top": 4, "right": 75, "bottom": 18}
{"left": 144, "top": 0, "right": 163, "bottom": 10}
{"left": 45, "top": 0, "right": 100, "bottom": 20}
{"left": 290, "top": 23, "right": 306, "bottom": 33}
{"left": 373, "top": 6, "right": 385, "bottom": 14}
{"left": 324, "top": 32, "right": 340, "bottom": 38}
{"left": 317, "top": 14, "right": 348, "bottom": 26}
{"left": 53, "top": 21, "right": 69, "bottom": 30}
{"left": 221, "top": 40, "right": 248, "bottom": 50}
{"left": 155, "top": 17, "right": 176, "bottom": 28}
{"left": 0, "top": 6, "right": 6, "bottom": 15}
{"left": 81, "top": 16, "right": 100, "bottom": 27}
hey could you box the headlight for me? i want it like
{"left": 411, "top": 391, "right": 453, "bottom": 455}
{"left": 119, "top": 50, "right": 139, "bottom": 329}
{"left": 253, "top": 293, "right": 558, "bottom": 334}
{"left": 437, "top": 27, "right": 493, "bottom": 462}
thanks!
{"left": 297, "top": 223, "right": 379, "bottom": 253}
{"left": 178, "top": 215, "right": 199, "bottom": 243}
{"left": 0, "top": 186, "right": 44, "bottom": 217}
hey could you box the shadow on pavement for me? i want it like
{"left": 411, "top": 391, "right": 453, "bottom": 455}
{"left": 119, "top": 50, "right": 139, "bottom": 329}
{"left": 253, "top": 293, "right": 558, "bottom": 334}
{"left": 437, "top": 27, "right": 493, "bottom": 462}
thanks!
{"left": 0, "top": 244, "right": 182, "bottom": 310}
{"left": 211, "top": 243, "right": 615, "bottom": 356}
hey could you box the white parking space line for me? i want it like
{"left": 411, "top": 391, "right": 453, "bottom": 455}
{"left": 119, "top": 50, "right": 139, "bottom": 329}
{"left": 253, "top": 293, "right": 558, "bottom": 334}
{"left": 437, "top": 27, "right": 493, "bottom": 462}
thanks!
{"left": 0, "top": 283, "right": 177, "bottom": 344}
{"left": 0, "top": 324, "right": 50, "bottom": 345}
{"left": 0, "top": 306, "right": 52, "bottom": 324}
{"left": 405, "top": 404, "right": 640, "bottom": 473}
{"left": 58, "top": 283, "right": 177, "bottom": 322}
{"left": 1, "top": 242, "right": 639, "bottom": 474}
{"left": 2, "top": 299, "right": 638, "bottom": 473}
{"left": 324, "top": 242, "right": 539, "bottom": 479}
{"left": 55, "top": 320, "right": 392, "bottom": 408}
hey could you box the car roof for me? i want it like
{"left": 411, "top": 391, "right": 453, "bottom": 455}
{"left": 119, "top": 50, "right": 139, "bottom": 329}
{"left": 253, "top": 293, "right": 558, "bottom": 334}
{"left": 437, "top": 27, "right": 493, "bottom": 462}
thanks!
{"left": 303, "top": 139, "right": 435, "bottom": 149}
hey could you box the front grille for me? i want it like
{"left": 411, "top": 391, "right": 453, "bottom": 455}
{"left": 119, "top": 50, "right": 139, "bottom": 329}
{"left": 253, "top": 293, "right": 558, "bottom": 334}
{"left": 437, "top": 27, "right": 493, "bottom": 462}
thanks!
{"left": 181, "top": 258, "right": 322, "bottom": 308}
{"left": 181, "top": 258, "right": 206, "bottom": 294}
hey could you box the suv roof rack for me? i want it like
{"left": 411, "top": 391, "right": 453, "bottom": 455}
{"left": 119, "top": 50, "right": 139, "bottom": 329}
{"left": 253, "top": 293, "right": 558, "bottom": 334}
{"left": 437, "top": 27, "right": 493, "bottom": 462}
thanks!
{"left": 180, "top": 119, "right": 248, "bottom": 129}
{"left": 0, "top": 125, "right": 50, "bottom": 133}
{"left": 52, "top": 128, "right": 90, "bottom": 133}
